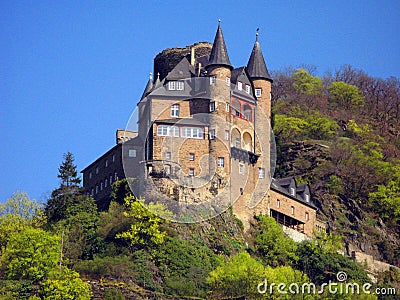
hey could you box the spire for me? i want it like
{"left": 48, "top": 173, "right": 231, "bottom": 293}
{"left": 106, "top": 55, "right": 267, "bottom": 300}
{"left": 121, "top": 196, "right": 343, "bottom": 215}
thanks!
{"left": 207, "top": 20, "right": 232, "bottom": 70}
{"left": 154, "top": 72, "right": 161, "bottom": 86}
{"left": 141, "top": 73, "right": 154, "bottom": 99}
{"left": 247, "top": 29, "right": 272, "bottom": 81}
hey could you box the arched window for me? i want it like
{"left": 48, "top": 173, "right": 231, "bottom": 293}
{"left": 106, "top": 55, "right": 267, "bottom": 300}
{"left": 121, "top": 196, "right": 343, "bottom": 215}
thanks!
{"left": 242, "top": 104, "right": 252, "bottom": 121}
{"left": 231, "top": 128, "right": 241, "bottom": 148}
{"left": 242, "top": 132, "right": 253, "bottom": 151}
{"left": 231, "top": 100, "right": 241, "bottom": 117}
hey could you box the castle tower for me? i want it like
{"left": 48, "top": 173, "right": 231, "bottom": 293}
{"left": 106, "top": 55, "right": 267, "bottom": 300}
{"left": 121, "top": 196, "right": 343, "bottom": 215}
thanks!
{"left": 247, "top": 31, "right": 273, "bottom": 120}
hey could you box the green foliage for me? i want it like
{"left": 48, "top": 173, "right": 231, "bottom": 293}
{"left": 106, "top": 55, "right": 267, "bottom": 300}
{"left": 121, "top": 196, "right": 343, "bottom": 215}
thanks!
{"left": 155, "top": 236, "right": 219, "bottom": 297}
{"left": 274, "top": 114, "right": 308, "bottom": 142}
{"left": 0, "top": 280, "right": 34, "bottom": 300}
{"left": 39, "top": 267, "right": 92, "bottom": 300}
{"left": 0, "top": 191, "right": 46, "bottom": 251}
{"left": 57, "top": 152, "right": 81, "bottom": 188}
{"left": 116, "top": 196, "right": 171, "bottom": 249}
{"left": 295, "top": 232, "right": 369, "bottom": 285}
{"left": 328, "top": 81, "right": 365, "bottom": 109}
{"left": 255, "top": 215, "right": 298, "bottom": 267}
{"left": 327, "top": 175, "right": 343, "bottom": 194}
{"left": 274, "top": 110, "right": 338, "bottom": 142}
{"left": 110, "top": 179, "right": 133, "bottom": 204}
{"left": 1, "top": 227, "right": 60, "bottom": 280}
{"left": 369, "top": 165, "right": 400, "bottom": 226}
{"left": 292, "top": 68, "right": 323, "bottom": 95}
{"left": 207, "top": 251, "right": 266, "bottom": 299}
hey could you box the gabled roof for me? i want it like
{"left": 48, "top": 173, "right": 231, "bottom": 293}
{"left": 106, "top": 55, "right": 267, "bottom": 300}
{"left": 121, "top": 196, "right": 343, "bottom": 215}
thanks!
{"left": 165, "top": 58, "right": 195, "bottom": 80}
{"left": 271, "top": 177, "right": 317, "bottom": 209}
{"left": 247, "top": 34, "right": 272, "bottom": 81}
{"left": 207, "top": 21, "right": 232, "bottom": 70}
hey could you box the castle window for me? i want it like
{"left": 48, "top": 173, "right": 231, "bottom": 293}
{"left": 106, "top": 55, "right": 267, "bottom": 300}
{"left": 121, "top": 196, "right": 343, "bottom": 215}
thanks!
{"left": 290, "top": 187, "right": 295, "bottom": 196}
{"left": 168, "top": 81, "right": 176, "bottom": 90}
{"left": 189, "top": 153, "right": 195, "bottom": 161}
{"left": 110, "top": 175, "right": 113, "bottom": 184}
{"left": 239, "top": 163, "right": 244, "bottom": 174}
{"left": 225, "top": 130, "right": 229, "bottom": 140}
{"left": 166, "top": 152, "right": 171, "bottom": 160}
{"left": 235, "top": 138, "right": 241, "bottom": 148}
{"left": 114, "top": 172, "right": 118, "bottom": 181}
{"left": 171, "top": 104, "right": 180, "bottom": 117}
{"left": 209, "top": 101, "right": 216, "bottom": 112}
{"left": 258, "top": 168, "right": 265, "bottom": 179}
{"left": 101, "top": 181, "right": 103, "bottom": 190}
{"left": 245, "top": 84, "right": 250, "bottom": 94}
{"left": 189, "top": 168, "right": 194, "bottom": 176}
{"left": 128, "top": 149, "right": 137, "bottom": 157}
{"left": 238, "top": 81, "right": 243, "bottom": 91}
{"left": 89, "top": 172, "right": 92, "bottom": 179}
{"left": 95, "top": 185, "right": 98, "bottom": 194}
{"left": 164, "top": 164, "right": 171, "bottom": 175}
{"left": 105, "top": 160, "right": 108, "bottom": 167}
{"left": 218, "top": 157, "right": 225, "bottom": 167}
{"left": 305, "top": 194, "right": 310, "bottom": 202}
{"left": 91, "top": 188, "right": 94, "bottom": 195}
{"left": 226, "top": 77, "right": 230, "bottom": 86}
{"left": 277, "top": 199, "right": 280, "bottom": 208}
{"left": 96, "top": 167, "right": 99, "bottom": 174}
{"left": 291, "top": 206, "right": 295, "bottom": 215}
{"left": 209, "top": 129, "right": 215, "bottom": 140}
{"left": 242, "top": 104, "right": 252, "bottom": 121}
{"left": 305, "top": 212, "right": 309, "bottom": 221}
{"left": 182, "top": 127, "right": 203, "bottom": 139}
{"left": 157, "top": 125, "right": 179, "bottom": 137}
{"left": 105, "top": 178, "right": 108, "bottom": 187}
{"left": 112, "top": 154, "right": 115, "bottom": 162}
{"left": 255, "top": 88, "right": 262, "bottom": 97}
{"left": 210, "top": 76, "right": 216, "bottom": 85}
{"left": 225, "top": 103, "right": 230, "bottom": 112}
{"left": 240, "top": 188, "right": 243, "bottom": 195}
{"left": 176, "top": 80, "right": 184, "bottom": 90}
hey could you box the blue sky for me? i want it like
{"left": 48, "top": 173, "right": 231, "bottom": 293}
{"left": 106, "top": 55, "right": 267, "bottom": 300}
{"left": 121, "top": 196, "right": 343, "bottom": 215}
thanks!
{"left": 1, "top": 1, "right": 399, "bottom": 202}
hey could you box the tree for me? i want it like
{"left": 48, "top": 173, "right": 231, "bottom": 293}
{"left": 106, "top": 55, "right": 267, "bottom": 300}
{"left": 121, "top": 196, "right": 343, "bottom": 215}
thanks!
{"left": 273, "top": 114, "right": 308, "bottom": 142}
{"left": 255, "top": 215, "right": 298, "bottom": 267}
{"left": 39, "top": 267, "right": 92, "bottom": 300}
{"left": 0, "top": 191, "right": 45, "bottom": 252}
{"left": 57, "top": 152, "right": 81, "bottom": 188}
{"left": 116, "top": 196, "right": 171, "bottom": 249}
{"left": 207, "top": 251, "right": 266, "bottom": 299}
{"left": 1, "top": 227, "right": 60, "bottom": 281}
{"left": 292, "top": 69, "right": 323, "bottom": 95}
{"left": 328, "top": 81, "right": 365, "bottom": 110}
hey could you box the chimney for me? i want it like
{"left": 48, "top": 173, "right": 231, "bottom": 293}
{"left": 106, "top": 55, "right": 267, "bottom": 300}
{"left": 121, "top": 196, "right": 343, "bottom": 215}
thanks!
{"left": 190, "top": 46, "right": 195, "bottom": 66}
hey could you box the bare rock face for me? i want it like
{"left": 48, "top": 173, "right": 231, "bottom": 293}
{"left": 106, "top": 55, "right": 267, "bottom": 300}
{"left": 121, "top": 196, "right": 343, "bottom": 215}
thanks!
{"left": 153, "top": 42, "right": 212, "bottom": 81}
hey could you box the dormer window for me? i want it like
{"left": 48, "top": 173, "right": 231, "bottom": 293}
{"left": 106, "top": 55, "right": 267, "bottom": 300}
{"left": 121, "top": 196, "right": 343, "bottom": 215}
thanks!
{"left": 290, "top": 187, "right": 295, "bottom": 196}
{"left": 210, "top": 76, "right": 216, "bottom": 85}
{"left": 176, "top": 80, "right": 184, "bottom": 90}
{"left": 168, "top": 81, "right": 176, "bottom": 90}
{"left": 171, "top": 104, "right": 180, "bottom": 117}
{"left": 209, "top": 102, "right": 216, "bottom": 112}
{"left": 258, "top": 168, "right": 265, "bottom": 179}
{"left": 238, "top": 82, "right": 243, "bottom": 91}
{"left": 255, "top": 88, "right": 262, "bottom": 97}
{"left": 226, "top": 103, "right": 230, "bottom": 112}
{"left": 305, "top": 194, "right": 310, "bottom": 202}
{"left": 245, "top": 84, "right": 250, "bottom": 94}
{"left": 226, "top": 77, "right": 230, "bottom": 86}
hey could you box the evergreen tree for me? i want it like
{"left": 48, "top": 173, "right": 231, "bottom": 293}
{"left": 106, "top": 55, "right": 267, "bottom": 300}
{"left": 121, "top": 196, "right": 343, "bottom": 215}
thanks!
{"left": 57, "top": 152, "right": 81, "bottom": 188}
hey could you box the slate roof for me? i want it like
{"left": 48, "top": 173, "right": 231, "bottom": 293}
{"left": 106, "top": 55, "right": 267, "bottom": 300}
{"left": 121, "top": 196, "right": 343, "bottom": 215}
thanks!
{"left": 247, "top": 35, "right": 272, "bottom": 81}
{"left": 140, "top": 74, "right": 154, "bottom": 100}
{"left": 271, "top": 177, "right": 317, "bottom": 209}
{"left": 207, "top": 22, "right": 232, "bottom": 70}
{"left": 165, "top": 58, "right": 195, "bottom": 80}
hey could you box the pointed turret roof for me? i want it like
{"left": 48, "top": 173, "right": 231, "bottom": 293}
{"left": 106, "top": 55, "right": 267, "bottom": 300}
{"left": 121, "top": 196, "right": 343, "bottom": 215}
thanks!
{"left": 207, "top": 20, "right": 232, "bottom": 70}
{"left": 247, "top": 32, "right": 272, "bottom": 81}
{"left": 141, "top": 73, "right": 154, "bottom": 99}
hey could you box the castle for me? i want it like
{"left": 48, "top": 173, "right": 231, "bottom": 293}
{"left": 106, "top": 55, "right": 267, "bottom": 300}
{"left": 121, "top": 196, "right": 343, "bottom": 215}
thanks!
{"left": 82, "top": 22, "right": 325, "bottom": 238}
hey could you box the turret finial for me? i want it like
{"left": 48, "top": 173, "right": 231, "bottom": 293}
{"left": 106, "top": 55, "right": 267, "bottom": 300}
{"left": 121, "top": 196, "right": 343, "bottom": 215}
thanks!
{"left": 256, "top": 28, "right": 259, "bottom": 41}
{"left": 149, "top": 72, "right": 153, "bottom": 80}
{"left": 218, "top": 19, "right": 221, "bottom": 24}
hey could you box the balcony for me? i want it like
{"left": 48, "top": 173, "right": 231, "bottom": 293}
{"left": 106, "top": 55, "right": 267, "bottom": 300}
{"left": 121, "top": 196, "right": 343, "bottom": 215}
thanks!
{"left": 230, "top": 147, "right": 260, "bottom": 164}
